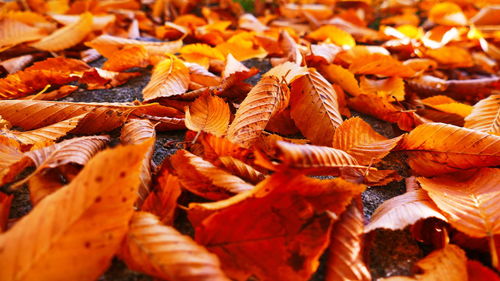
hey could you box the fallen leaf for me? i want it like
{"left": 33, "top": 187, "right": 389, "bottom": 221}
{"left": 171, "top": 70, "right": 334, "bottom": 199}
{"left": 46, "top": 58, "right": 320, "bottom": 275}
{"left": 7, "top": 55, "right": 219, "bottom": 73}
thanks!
{"left": 142, "top": 56, "right": 190, "bottom": 102}
{"left": 185, "top": 94, "right": 230, "bottom": 137}
{"left": 0, "top": 140, "right": 151, "bottom": 281}
{"left": 464, "top": 94, "right": 500, "bottom": 135}
{"left": 119, "top": 211, "right": 230, "bottom": 281}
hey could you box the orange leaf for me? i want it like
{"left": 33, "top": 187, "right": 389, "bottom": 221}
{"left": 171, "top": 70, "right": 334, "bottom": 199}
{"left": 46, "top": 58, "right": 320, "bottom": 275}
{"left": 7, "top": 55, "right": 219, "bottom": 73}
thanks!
{"left": 0, "top": 193, "right": 13, "bottom": 233}
{"left": 429, "top": 2, "right": 467, "bottom": 26}
{"left": 51, "top": 14, "right": 115, "bottom": 30}
{"left": 418, "top": 168, "right": 500, "bottom": 238}
{"left": 365, "top": 189, "right": 447, "bottom": 233}
{"left": 199, "top": 133, "right": 253, "bottom": 163}
{"left": 263, "top": 61, "right": 308, "bottom": 84}
{"left": 31, "top": 12, "right": 93, "bottom": 51}
{"left": 380, "top": 244, "right": 467, "bottom": 281}
{"left": 119, "top": 211, "right": 230, "bottom": 281}
{"left": 360, "top": 76, "right": 406, "bottom": 101}
{"left": 319, "top": 63, "right": 362, "bottom": 96}
{"left": 290, "top": 68, "right": 343, "bottom": 145}
{"left": 397, "top": 123, "right": 500, "bottom": 176}
{"left": 4, "top": 114, "right": 87, "bottom": 146}
{"left": 217, "top": 156, "right": 265, "bottom": 184}
{"left": 193, "top": 172, "right": 365, "bottom": 281}
{"left": 0, "top": 140, "right": 151, "bottom": 281}
{"left": 185, "top": 94, "right": 230, "bottom": 137}
{"left": 0, "top": 100, "right": 156, "bottom": 134}
{"left": 349, "top": 53, "right": 416, "bottom": 77}
{"left": 180, "top": 43, "right": 225, "bottom": 68}
{"left": 216, "top": 32, "right": 268, "bottom": 61}
{"left": 425, "top": 46, "right": 473, "bottom": 68}
{"left": 0, "top": 18, "right": 46, "bottom": 48}
{"left": 141, "top": 167, "right": 181, "bottom": 225}
{"left": 171, "top": 150, "right": 254, "bottom": 200}
{"left": 86, "top": 35, "right": 182, "bottom": 58}
{"left": 308, "top": 25, "right": 356, "bottom": 47}
{"left": 326, "top": 199, "right": 370, "bottom": 281}
{"left": 227, "top": 76, "right": 290, "bottom": 148}
{"left": 102, "top": 45, "right": 150, "bottom": 72}
{"left": 332, "top": 117, "right": 403, "bottom": 165}
{"left": 142, "top": 56, "right": 190, "bottom": 102}
{"left": 0, "top": 137, "right": 32, "bottom": 186}
{"left": 120, "top": 119, "right": 156, "bottom": 206}
{"left": 467, "top": 260, "right": 500, "bottom": 281}
{"left": 464, "top": 94, "right": 500, "bottom": 135}
{"left": 419, "top": 95, "right": 472, "bottom": 126}
{"left": 255, "top": 140, "right": 368, "bottom": 176}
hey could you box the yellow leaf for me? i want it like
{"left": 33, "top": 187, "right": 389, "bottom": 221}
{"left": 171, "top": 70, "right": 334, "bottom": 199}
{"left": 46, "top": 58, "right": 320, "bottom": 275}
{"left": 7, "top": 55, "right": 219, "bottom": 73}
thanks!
{"left": 319, "top": 64, "right": 362, "bottom": 96}
{"left": 180, "top": 43, "right": 225, "bottom": 68}
{"left": 429, "top": 2, "right": 467, "bottom": 26}
{"left": 308, "top": 25, "right": 356, "bottom": 47}
{"left": 142, "top": 57, "right": 190, "bottom": 102}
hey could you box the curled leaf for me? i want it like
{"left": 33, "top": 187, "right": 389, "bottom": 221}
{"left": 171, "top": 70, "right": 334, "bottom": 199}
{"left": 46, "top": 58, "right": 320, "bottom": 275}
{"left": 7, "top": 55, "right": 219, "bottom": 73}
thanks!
{"left": 290, "top": 68, "right": 343, "bottom": 145}
{"left": 120, "top": 211, "right": 230, "bottom": 281}
{"left": 227, "top": 76, "right": 290, "bottom": 148}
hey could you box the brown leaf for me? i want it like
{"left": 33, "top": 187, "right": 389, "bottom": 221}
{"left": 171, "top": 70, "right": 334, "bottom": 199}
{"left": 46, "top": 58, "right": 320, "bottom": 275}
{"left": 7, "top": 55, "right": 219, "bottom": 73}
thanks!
{"left": 0, "top": 140, "right": 151, "bottom": 281}
{"left": 142, "top": 56, "right": 190, "bottom": 102}
{"left": 227, "top": 76, "right": 290, "bottom": 148}
{"left": 397, "top": 123, "right": 500, "bottom": 176}
{"left": 255, "top": 140, "right": 367, "bottom": 177}
{"left": 119, "top": 211, "right": 230, "bottom": 281}
{"left": 171, "top": 150, "right": 254, "bottom": 200}
{"left": 365, "top": 189, "right": 447, "bottom": 233}
{"left": 185, "top": 94, "right": 230, "bottom": 137}
{"left": 464, "top": 94, "right": 500, "bottom": 135}
{"left": 290, "top": 68, "right": 343, "bottom": 145}
{"left": 326, "top": 199, "right": 370, "bottom": 281}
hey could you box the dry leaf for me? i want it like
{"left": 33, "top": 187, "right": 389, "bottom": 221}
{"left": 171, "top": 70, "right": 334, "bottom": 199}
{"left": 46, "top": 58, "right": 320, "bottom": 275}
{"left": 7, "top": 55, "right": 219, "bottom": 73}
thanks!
{"left": 290, "top": 68, "right": 343, "bottom": 145}
{"left": 365, "top": 189, "right": 447, "bottom": 233}
{"left": 227, "top": 76, "right": 290, "bottom": 148}
{"left": 464, "top": 94, "right": 500, "bottom": 135}
{"left": 120, "top": 211, "right": 230, "bottom": 281}
{"left": 31, "top": 12, "right": 93, "bottom": 51}
{"left": 0, "top": 19, "right": 46, "bottom": 48}
{"left": 142, "top": 56, "right": 190, "bottom": 102}
{"left": 171, "top": 149, "right": 254, "bottom": 200}
{"left": 0, "top": 140, "right": 151, "bottom": 281}
{"left": 0, "top": 193, "right": 13, "bottom": 233}
{"left": 397, "top": 123, "right": 500, "bottom": 176}
{"left": 120, "top": 119, "right": 156, "bottom": 206}
{"left": 185, "top": 94, "right": 230, "bottom": 137}
{"left": 326, "top": 199, "right": 371, "bottom": 281}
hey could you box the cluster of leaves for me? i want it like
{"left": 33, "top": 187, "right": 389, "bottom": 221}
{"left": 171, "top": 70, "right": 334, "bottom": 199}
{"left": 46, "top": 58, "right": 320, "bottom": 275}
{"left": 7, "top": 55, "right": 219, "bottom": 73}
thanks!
{"left": 0, "top": 0, "right": 499, "bottom": 280}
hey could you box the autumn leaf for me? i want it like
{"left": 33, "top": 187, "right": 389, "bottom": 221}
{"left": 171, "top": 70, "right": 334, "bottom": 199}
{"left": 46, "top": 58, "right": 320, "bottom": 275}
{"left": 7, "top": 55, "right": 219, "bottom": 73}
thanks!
{"left": 119, "top": 211, "right": 230, "bottom": 281}
{"left": 0, "top": 140, "right": 151, "bottom": 281}
{"left": 290, "top": 68, "right": 343, "bottom": 145}
{"left": 193, "top": 172, "right": 365, "bottom": 281}
{"left": 365, "top": 189, "right": 447, "bottom": 233}
{"left": 142, "top": 56, "right": 190, "bottom": 102}
{"left": 171, "top": 149, "right": 254, "bottom": 200}
{"left": 326, "top": 199, "right": 371, "bottom": 281}
{"left": 0, "top": 193, "right": 13, "bottom": 233}
{"left": 227, "top": 76, "right": 290, "bottom": 148}
{"left": 349, "top": 53, "right": 416, "bottom": 78}
{"left": 31, "top": 12, "right": 93, "bottom": 51}
{"left": 464, "top": 94, "right": 500, "bottom": 135}
{"left": 0, "top": 18, "right": 46, "bottom": 48}
{"left": 185, "top": 94, "right": 230, "bottom": 137}
{"left": 397, "top": 123, "right": 500, "bottom": 176}
{"left": 120, "top": 118, "right": 156, "bottom": 206}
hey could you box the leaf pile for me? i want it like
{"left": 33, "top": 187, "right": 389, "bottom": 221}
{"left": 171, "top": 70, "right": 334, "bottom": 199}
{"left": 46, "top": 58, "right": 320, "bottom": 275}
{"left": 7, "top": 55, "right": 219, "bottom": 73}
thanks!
{"left": 0, "top": 0, "right": 499, "bottom": 280}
